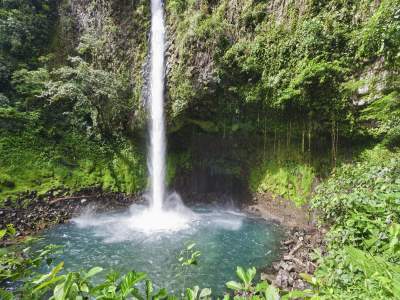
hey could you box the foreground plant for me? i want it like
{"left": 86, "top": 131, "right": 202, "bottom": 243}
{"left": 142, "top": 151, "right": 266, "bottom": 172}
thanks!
{"left": 1, "top": 238, "right": 305, "bottom": 300}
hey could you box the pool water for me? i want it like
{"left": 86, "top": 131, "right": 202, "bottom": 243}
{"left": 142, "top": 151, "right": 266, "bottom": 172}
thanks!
{"left": 34, "top": 204, "right": 283, "bottom": 295}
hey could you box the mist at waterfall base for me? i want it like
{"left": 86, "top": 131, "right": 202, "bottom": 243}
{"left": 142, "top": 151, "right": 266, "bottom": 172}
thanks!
{"left": 34, "top": 202, "right": 283, "bottom": 295}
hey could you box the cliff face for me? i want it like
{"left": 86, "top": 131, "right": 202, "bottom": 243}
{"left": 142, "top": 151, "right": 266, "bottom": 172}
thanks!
{"left": 48, "top": 0, "right": 399, "bottom": 198}
{"left": 53, "top": 0, "right": 150, "bottom": 130}
{"left": 163, "top": 0, "right": 395, "bottom": 131}
{"left": 54, "top": 0, "right": 398, "bottom": 139}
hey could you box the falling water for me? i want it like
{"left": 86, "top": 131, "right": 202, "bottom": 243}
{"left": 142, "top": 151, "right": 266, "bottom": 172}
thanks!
{"left": 115, "top": 0, "right": 193, "bottom": 232}
{"left": 149, "top": 0, "right": 166, "bottom": 212}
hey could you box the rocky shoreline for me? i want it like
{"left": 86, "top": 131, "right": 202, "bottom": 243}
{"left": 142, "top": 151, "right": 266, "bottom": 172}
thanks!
{"left": 247, "top": 192, "right": 326, "bottom": 292}
{"left": 261, "top": 227, "right": 326, "bottom": 291}
{"left": 0, "top": 187, "right": 140, "bottom": 244}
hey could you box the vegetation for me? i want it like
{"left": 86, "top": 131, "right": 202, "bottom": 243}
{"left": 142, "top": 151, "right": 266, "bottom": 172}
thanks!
{"left": 309, "top": 146, "right": 400, "bottom": 299}
{"left": 1, "top": 0, "right": 400, "bottom": 299}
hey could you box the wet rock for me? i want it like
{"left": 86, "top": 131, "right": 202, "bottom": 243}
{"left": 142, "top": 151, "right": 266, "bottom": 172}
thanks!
{"left": 275, "top": 269, "right": 290, "bottom": 289}
{"left": 268, "top": 225, "right": 326, "bottom": 291}
{"left": 293, "top": 279, "right": 307, "bottom": 290}
{"left": 272, "top": 261, "right": 281, "bottom": 271}
{"left": 0, "top": 187, "right": 142, "bottom": 244}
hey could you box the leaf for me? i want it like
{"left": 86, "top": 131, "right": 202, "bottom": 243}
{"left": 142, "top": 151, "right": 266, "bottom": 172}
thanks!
{"left": 264, "top": 285, "right": 280, "bottom": 300}
{"left": 236, "top": 267, "right": 247, "bottom": 284}
{"left": 146, "top": 280, "right": 153, "bottom": 300}
{"left": 246, "top": 267, "right": 257, "bottom": 284}
{"left": 131, "top": 287, "right": 145, "bottom": 300}
{"left": 0, "top": 229, "right": 6, "bottom": 240}
{"left": 255, "top": 281, "right": 268, "bottom": 293}
{"left": 0, "top": 288, "right": 14, "bottom": 300}
{"left": 281, "top": 290, "right": 314, "bottom": 300}
{"left": 187, "top": 243, "right": 196, "bottom": 250}
{"left": 299, "top": 273, "right": 317, "bottom": 285}
{"left": 6, "top": 224, "right": 16, "bottom": 236}
{"left": 226, "top": 281, "right": 244, "bottom": 291}
{"left": 186, "top": 286, "right": 199, "bottom": 300}
{"left": 154, "top": 288, "right": 168, "bottom": 299}
{"left": 32, "top": 262, "right": 64, "bottom": 292}
{"left": 53, "top": 282, "right": 66, "bottom": 300}
{"left": 199, "top": 288, "right": 212, "bottom": 299}
{"left": 120, "top": 271, "right": 147, "bottom": 297}
{"left": 84, "top": 266, "right": 103, "bottom": 279}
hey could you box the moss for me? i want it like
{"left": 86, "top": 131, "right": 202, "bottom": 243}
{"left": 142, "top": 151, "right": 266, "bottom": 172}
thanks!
{"left": 166, "top": 151, "right": 192, "bottom": 185}
{"left": 0, "top": 131, "right": 146, "bottom": 203}
{"left": 250, "top": 159, "right": 315, "bottom": 207}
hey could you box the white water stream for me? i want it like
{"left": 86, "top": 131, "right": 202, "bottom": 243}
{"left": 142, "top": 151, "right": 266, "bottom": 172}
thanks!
{"left": 149, "top": 0, "right": 167, "bottom": 212}
{"left": 133, "top": 0, "right": 193, "bottom": 232}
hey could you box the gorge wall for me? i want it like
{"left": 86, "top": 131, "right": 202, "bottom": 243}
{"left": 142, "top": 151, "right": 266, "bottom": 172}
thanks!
{"left": 1, "top": 0, "right": 398, "bottom": 202}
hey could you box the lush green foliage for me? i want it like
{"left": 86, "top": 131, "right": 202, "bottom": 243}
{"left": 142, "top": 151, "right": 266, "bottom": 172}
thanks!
{"left": 0, "top": 0, "right": 55, "bottom": 99}
{"left": 166, "top": 0, "right": 400, "bottom": 148}
{"left": 0, "top": 0, "right": 151, "bottom": 200}
{"left": 249, "top": 147, "right": 316, "bottom": 206}
{"left": 1, "top": 0, "right": 400, "bottom": 298}
{"left": 309, "top": 146, "right": 400, "bottom": 299}
{"left": 0, "top": 128, "right": 146, "bottom": 201}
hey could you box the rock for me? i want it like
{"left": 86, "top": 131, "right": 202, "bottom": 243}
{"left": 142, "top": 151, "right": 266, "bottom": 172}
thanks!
{"left": 272, "top": 261, "right": 281, "bottom": 271}
{"left": 306, "top": 261, "right": 316, "bottom": 274}
{"left": 285, "top": 263, "right": 296, "bottom": 272}
{"left": 275, "top": 269, "right": 290, "bottom": 289}
{"left": 81, "top": 198, "right": 87, "bottom": 204}
{"left": 288, "top": 274, "right": 294, "bottom": 286}
{"left": 283, "top": 239, "right": 294, "bottom": 245}
{"left": 261, "top": 273, "right": 275, "bottom": 283}
{"left": 293, "top": 279, "right": 307, "bottom": 290}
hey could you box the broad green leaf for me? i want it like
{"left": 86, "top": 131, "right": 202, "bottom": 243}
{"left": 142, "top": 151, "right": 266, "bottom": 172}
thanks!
{"left": 299, "top": 273, "right": 317, "bottom": 285}
{"left": 33, "top": 262, "right": 65, "bottom": 293}
{"left": 6, "top": 224, "right": 16, "bottom": 236}
{"left": 84, "top": 266, "right": 103, "bottom": 279}
{"left": 265, "top": 285, "right": 280, "bottom": 300}
{"left": 33, "top": 262, "right": 64, "bottom": 285}
{"left": 154, "top": 288, "right": 168, "bottom": 299}
{"left": 281, "top": 290, "right": 314, "bottom": 299}
{"left": 120, "top": 271, "right": 147, "bottom": 296}
{"left": 53, "top": 282, "right": 66, "bottom": 300}
{"left": 236, "top": 267, "right": 247, "bottom": 284}
{"left": 80, "top": 283, "right": 89, "bottom": 293}
{"left": 246, "top": 267, "right": 257, "bottom": 284}
{"left": 255, "top": 281, "right": 268, "bottom": 292}
{"left": 226, "top": 281, "right": 243, "bottom": 291}
{"left": 185, "top": 287, "right": 197, "bottom": 300}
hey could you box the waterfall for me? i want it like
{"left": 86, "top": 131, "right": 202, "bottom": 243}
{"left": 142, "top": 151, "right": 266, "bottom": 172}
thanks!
{"left": 149, "top": 0, "right": 166, "bottom": 212}
{"left": 124, "top": 0, "right": 193, "bottom": 233}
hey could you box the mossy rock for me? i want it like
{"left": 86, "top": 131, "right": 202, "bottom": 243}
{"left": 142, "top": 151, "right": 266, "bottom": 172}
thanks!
{"left": 0, "top": 174, "right": 15, "bottom": 189}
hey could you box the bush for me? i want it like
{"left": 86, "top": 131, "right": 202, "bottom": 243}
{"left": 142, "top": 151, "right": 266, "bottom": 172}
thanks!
{"left": 310, "top": 146, "right": 400, "bottom": 299}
